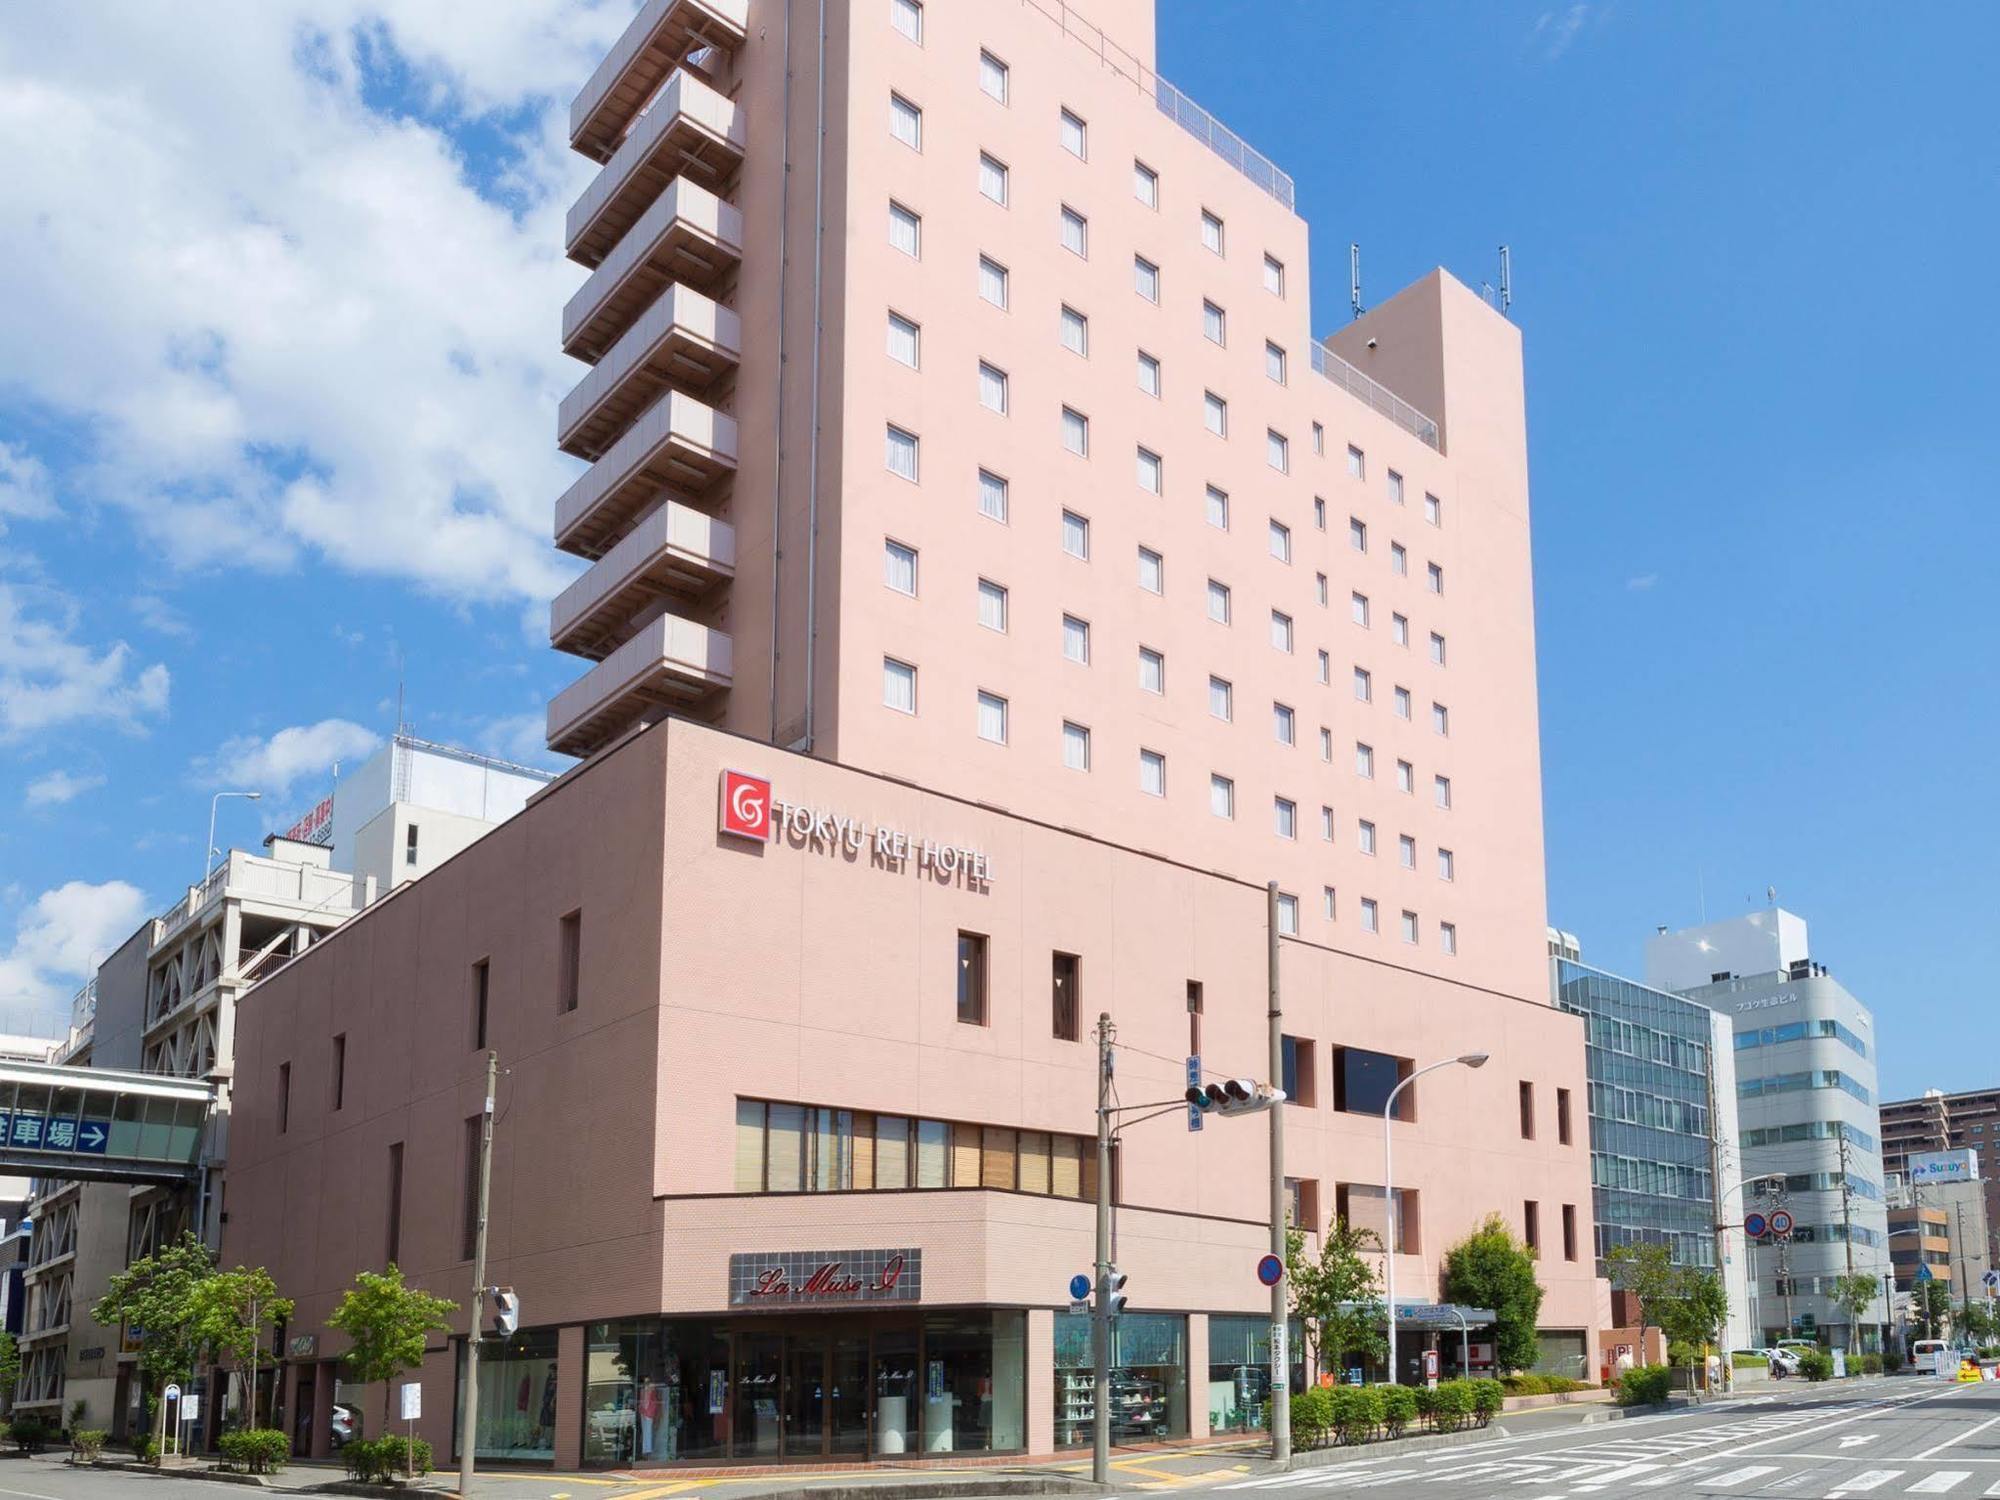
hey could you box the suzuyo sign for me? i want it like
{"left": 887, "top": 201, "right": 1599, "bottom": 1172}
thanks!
{"left": 718, "top": 771, "right": 993, "bottom": 889}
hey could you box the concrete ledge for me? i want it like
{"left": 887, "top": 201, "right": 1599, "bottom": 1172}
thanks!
{"left": 1500, "top": 1388, "right": 1611, "bottom": 1412}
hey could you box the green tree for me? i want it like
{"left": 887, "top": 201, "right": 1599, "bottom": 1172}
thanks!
{"left": 194, "top": 1266, "right": 293, "bottom": 1429}
{"left": 326, "top": 1265, "right": 457, "bottom": 1436}
{"left": 1442, "top": 1214, "right": 1545, "bottom": 1374}
{"left": 1914, "top": 1278, "right": 1952, "bottom": 1339}
{"left": 1829, "top": 1272, "right": 1881, "bottom": 1348}
{"left": 1604, "top": 1243, "right": 1677, "bottom": 1345}
{"left": 90, "top": 1233, "right": 219, "bottom": 1460}
{"left": 1960, "top": 1299, "right": 1999, "bottom": 1344}
{"left": 1606, "top": 1245, "right": 1730, "bottom": 1378}
{"left": 1285, "top": 1217, "right": 1388, "bottom": 1380}
{"left": 0, "top": 1328, "right": 19, "bottom": 1402}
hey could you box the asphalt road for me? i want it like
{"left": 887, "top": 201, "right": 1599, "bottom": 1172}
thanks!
{"left": 1213, "top": 1380, "right": 2000, "bottom": 1499}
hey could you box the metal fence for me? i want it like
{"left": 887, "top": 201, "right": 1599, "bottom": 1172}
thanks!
{"left": 1310, "top": 341, "right": 1442, "bottom": 450}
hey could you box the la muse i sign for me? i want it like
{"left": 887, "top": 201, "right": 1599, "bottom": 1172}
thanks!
{"left": 718, "top": 770, "right": 994, "bottom": 888}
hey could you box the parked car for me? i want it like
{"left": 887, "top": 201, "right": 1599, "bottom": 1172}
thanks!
{"left": 331, "top": 1404, "right": 359, "bottom": 1449}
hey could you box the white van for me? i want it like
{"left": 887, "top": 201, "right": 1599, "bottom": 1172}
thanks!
{"left": 1912, "top": 1339, "right": 1951, "bottom": 1375}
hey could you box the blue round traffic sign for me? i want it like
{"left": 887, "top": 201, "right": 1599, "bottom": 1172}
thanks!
{"left": 1069, "top": 1273, "right": 1093, "bottom": 1302}
{"left": 1257, "top": 1254, "right": 1284, "bottom": 1287}
{"left": 1744, "top": 1212, "right": 1768, "bottom": 1239}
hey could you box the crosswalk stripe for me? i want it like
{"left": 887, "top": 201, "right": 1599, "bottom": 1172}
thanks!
{"left": 1829, "top": 1473, "right": 1903, "bottom": 1495}
{"left": 1637, "top": 1470, "right": 1707, "bottom": 1489}
{"left": 1346, "top": 1472, "right": 1420, "bottom": 1489}
{"left": 1911, "top": 1476, "right": 1973, "bottom": 1495}
{"left": 1568, "top": 1461, "right": 1662, "bottom": 1489}
{"left": 1981, "top": 1480, "right": 2000, "bottom": 1497}
{"left": 1703, "top": 1466, "right": 1781, "bottom": 1489}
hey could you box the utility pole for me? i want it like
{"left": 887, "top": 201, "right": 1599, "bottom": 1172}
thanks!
{"left": 1266, "top": 882, "right": 1290, "bottom": 1470}
{"left": 1092, "top": 1014, "right": 1113, "bottom": 1487}
{"left": 248, "top": 1293, "right": 260, "bottom": 1430}
{"left": 1955, "top": 1199, "right": 1971, "bottom": 1321}
{"left": 1703, "top": 1060, "right": 1730, "bottom": 1390}
{"left": 458, "top": 1051, "right": 498, "bottom": 1500}
{"left": 1837, "top": 1132, "right": 1858, "bottom": 1349}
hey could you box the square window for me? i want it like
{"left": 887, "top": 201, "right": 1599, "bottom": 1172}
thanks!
{"left": 1267, "top": 429, "right": 1290, "bottom": 472}
{"left": 1134, "top": 255, "right": 1161, "bottom": 302}
{"left": 1061, "top": 406, "right": 1089, "bottom": 455}
{"left": 1208, "top": 675, "right": 1233, "bottom": 720}
{"left": 1391, "top": 542, "right": 1408, "bottom": 576}
{"left": 1206, "top": 579, "right": 1230, "bottom": 623}
{"left": 1137, "top": 546, "right": 1164, "bottom": 594}
{"left": 1399, "top": 834, "right": 1416, "bottom": 869}
{"left": 979, "top": 49, "right": 1008, "bottom": 102}
{"left": 885, "top": 423, "right": 918, "bottom": 480}
{"left": 1061, "top": 509, "right": 1090, "bottom": 558}
{"left": 977, "top": 577, "right": 1008, "bottom": 632}
{"left": 1139, "top": 749, "right": 1166, "bottom": 796}
{"left": 978, "top": 152, "right": 1009, "bottom": 205}
{"left": 1401, "top": 910, "right": 1419, "bottom": 944}
{"left": 1060, "top": 204, "right": 1088, "bottom": 256}
{"left": 1396, "top": 760, "right": 1414, "bottom": 794}
{"left": 1438, "top": 848, "right": 1455, "bottom": 881}
{"left": 977, "top": 254, "right": 1009, "bottom": 308}
{"left": 1268, "top": 520, "right": 1291, "bottom": 562}
{"left": 977, "top": 360, "right": 1008, "bottom": 413}
{"left": 1202, "top": 210, "right": 1224, "bottom": 253}
{"left": 1428, "top": 561, "right": 1445, "bottom": 594}
{"left": 1062, "top": 614, "right": 1090, "bottom": 664}
{"left": 1205, "top": 485, "right": 1229, "bottom": 530}
{"left": 1134, "top": 160, "right": 1159, "bottom": 207}
{"left": 887, "top": 310, "right": 920, "bottom": 367}
{"left": 889, "top": 200, "right": 921, "bottom": 257}
{"left": 1263, "top": 253, "right": 1285, "bottom": 295}
{"left": 1060, "top": 107, "right": 1088, "bottom": 158}
{"left": 1203, "top": 300, "right": 1226, "bottom": 345}
{"left": 1358, "top": 820, "right": 1377, "bottom": 855}
{"left": 1349, "top": 517, "right": 1367, "bottom": 552}
{"left": 1210, "top": 774, "right": 1235, "bottom": 819}
{"left": 891, "top": 0, "right": 923, "bottom": 42}
{"left": 1360, "top": 897, "right": 1379, "bottom": 934}
{"left": 1351, "top": 592, "right": 1370, "bottom": 627}
{"left": 1393, "top": 685, "right": 1412, "bottom": 719}
{"left": 890, "top": 93, "right": 922, "bottom": 149}
{"left": 1137, "top": 350, "right": 1161, "bottom": 396}
{"left": 1435, "top": 775, "right": 1453, "bottom": 809}
{"left": 1440, "top": 921, "right": 1458, "bottom": 955}
{"left": 1353, "top": 666, "right": 1371, "bottom": 702}
{"left": 978, "top": 468, "right": 1008, "bottom": 522}
{"left": 1204, "top": 391, "right": 1228, "bottom": 436}
{"left": 1270, "top": 610, "right": 1293, "bottom": 652}
{"left": 1274, "top": 797, "right": 1297, "bottom": 839}
{"left": 1347, "top": 444, "right": 1365, "bottom": 480}
{"left": 1276, "top": 894, "right": 1300, "bottom": 936}
{"left": 884, "top": 538, "right": 917, "bottom": 595}
{"left": 1138, "top": 646, "right": 1165, "bottom": 694}
{"left": 1266, "top": 341, "right": 1288, "bottom": 383}
{"left": 1136, "top": 447, "right": 1163, "bottom": 493}
{"left": 1062, "top": 720, "right": 1091, "bottom": 771}
{"left": 977, "top": 690, "right": 1008, "bottom": 744}
{"left": 1432, "top": 702, "right": 1450, "bottom": 736}
{"left": 1392, "top": 613, "right": 1410, "bottom": 647}
{"left": 1320, "top": 805, "right": 1334, "bottom": 841}
{"left": 1388, "top": 469, "right": 1405, "bottom": 505}
{"left": 1430, "top": 631, "right": 1447, "bottom": 665}
{"left": 1355, "top": 743, "right": 1374, "bottom": 778}
{"left": 1425, "top": 493, "right": 1442, "bottom": 526}
{"left": 1060, "top": 304, "right": 1088, "bottom": 355}
{"left": 1273, "top": 702, "right": 1295, "bottom": 745}
{"left": 884, "top": 656, "right": 917, "bottom": 712}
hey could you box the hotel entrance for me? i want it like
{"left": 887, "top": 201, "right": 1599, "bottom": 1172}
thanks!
{"left": 580, "top": 1311, "right": 1024, "bottom": 1467}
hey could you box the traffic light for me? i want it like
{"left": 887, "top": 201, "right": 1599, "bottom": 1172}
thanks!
{"left": 1183, "top": 1077, "right": 1286, "bottom": 1117}
{"left": 490, "top": 1287, "right": 520, "bottom": 1336}
{"left": 1102, "top": 1267, "right": 1129, "bottom": 1317}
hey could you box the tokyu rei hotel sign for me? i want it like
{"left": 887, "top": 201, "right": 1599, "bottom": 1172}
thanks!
{"left": 718, "top": 770, "right": 993, "bottom": 890}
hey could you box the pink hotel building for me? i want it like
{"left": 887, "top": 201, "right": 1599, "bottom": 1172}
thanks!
{"left": 223, "top": 0, "right": 1604, "bottom": 1469}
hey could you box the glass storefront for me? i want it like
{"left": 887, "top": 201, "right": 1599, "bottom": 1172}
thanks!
{"left": 1053, "top": 1313, "right": 1187, "bottom": 1448}
{"left": 1205, "top": 1316, "right": 1305, "bottom": 1434}
{"left": 460, "top": 1329, "right": 560, "bottom": 1462}
{"left": 577, "top": 1312, "right": 1024, "bottom": 1467}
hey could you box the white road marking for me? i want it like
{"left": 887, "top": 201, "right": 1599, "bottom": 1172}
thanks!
{"left": 0, "top": 1488, "right": 66, "bottom": 1500}
{"left": 1828, "top": 1472, "right": 1903, "bottom": 1495}
{"left": 1917, "top": 1415, "right": 2000, "bottom": 1462}
{"left": 1842, "top": 1434, "right": 1881, "bottom": 1448}
{"left": 1668, "top": 1386, "right": 1981, "bottom": 1470}
{"left": 1702, "top": 1464, "right": 1782, "bottom": 1488}
{"left": 1911, "top": 1477, "right": 1974, "bottom": 1495}
{"left": 1568, "top": 1460, "right": 1663, "bottom": 1488}
{"left": 1983, "top": 1481, "right": 2000, "bottom": 1497}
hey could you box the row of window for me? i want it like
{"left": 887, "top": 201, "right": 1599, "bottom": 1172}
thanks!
{"left": 1733, "top": 1017, "right": 1869, "bottom": 1059}
{"left": 1737, "top": 1069, "right": 1873, "bottom": 1105}
{"left": 1741, "top": 1119, "right": 1877, "bottom": 1153}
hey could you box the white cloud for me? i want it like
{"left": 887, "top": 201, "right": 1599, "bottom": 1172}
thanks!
{"left": 24, "top": 770, "right": 106, "bottom": 808}
{"left": 1532, "top": 3, "right": 1592, "bottom": 60}
{"left": 0, "top": 4, "right": 620, "bottom": 606}
{"left": 0, "top": 583, "right": 172, "bottom": 742}
{"left": 198, "top": 717, "right": 383, "bottom": 798}
{"left": 472, "top": 710, "right": 572, "bottom": 771}
{"left": 0, "top": 879, "right": 149, "bottom": 1019}
{"left": 1625, "top": 573, "right": 1659, "bottom": 592}
{"left": 0, "top": 441, "right": 55, "bottom": 533}
{"left": 132, "top": 594, "right": 196, "bottom": 640}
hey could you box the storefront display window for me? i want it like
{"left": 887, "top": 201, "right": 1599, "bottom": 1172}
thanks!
{"left": 1053, "top": 1313, "right": 1187, "bottom": 1447}
{"left": 583, "top": 1318, "right": 730, "bottom": 1466}
{"left": 1206, "top": 1316, "right": 1305, "bottom": 1433}
{"left": 921, "top": 1312, "right": 1024, "bottom": 1454}
{"left": 458, "top": 1328, "right": 559, "bottom": 1462}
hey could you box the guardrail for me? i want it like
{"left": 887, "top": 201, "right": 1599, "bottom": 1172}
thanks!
{"left": 1311, "top": 341, "right": 1441, "bottom": 450}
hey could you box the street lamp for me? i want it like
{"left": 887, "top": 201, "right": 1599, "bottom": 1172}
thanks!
{"left": 1382, "top": 1052, "right": 1488, "bottom": 1383}
{"left": 204, "top": 790, "right": 262, "bottom": 881}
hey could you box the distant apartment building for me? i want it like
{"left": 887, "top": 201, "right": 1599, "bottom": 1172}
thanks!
{"left": 1882, "top": 1087, "right": 2000, "bottom": 1267}
{"left": 1548, "top": 934, "right": 1752, "bottom": 1350}
{"left": 1648, "top": 910, "right": 1891, "bottom": 1349}
{"left": 1883, "top": 1152, "right": 1990, "bottom": 1321}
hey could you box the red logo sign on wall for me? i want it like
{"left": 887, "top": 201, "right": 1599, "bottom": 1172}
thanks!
{"left": 718, "top": 770, "right": 772, "bottom": 841}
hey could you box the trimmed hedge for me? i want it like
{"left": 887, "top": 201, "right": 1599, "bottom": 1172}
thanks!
{"left": 1329, "top": 1385, "right": 1383, "bottom": 1444}
{"left": 1379, "top": 1383, "right": 1417, "bottom": 1438}
{"left": 1500, "top": 1372, "right": 1591, "bottom": 1394}
{"left": 217, "top": 1429, "right": 289, "bottom": 1475}
{"left": 1798, "top": 1350, "right": 1834, "bottom": 1382}
{"left": 1615, "top": 1364, "right": 1673, "bottom": 1406}
{"left": 69, "top": 1429, "right": 108, "bottom": 1464}
{"left": 1288, "top": 1388, "right": 1334, "bottom": 1449}
{"left": 343, "top": 1435, "right": 435, "bottom": 1483}
{"left": 9, "top": 1417, "right": 52, "bottom": 1454}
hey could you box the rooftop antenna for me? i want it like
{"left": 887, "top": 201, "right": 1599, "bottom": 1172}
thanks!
{"left": 1498, "top": 244, "right": 1512, "bottom": 314}
{"left": 1349, "top": 243, "right": 1364, "bottom": 321}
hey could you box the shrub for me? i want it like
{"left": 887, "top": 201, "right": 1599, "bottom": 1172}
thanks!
{"left": 1287, "top": 1390, "right": 1335, "bottom": 1452}
{"left": 379, "top": 1435, "right": 433, "bottom": 1477}
{"left": 1860, "top": 1353, "right": 1883, "bottom": 1375}
{"left": 1731, "top": 1352, "right": 1767, "bottom": 1369}
{"left": 1468, "top": 1379, "right": 1507, "bottom": 1425}
{"left": 133, "top": 1435, "right": 159, "bottom": 1464}
{"left": 1884, "top": 1346, "right": 1905, "bottom": 1372}
{"left": 1797, "top": 1350, "right": 1834, "bottom": 1382}
{"left": 1615, "top": 1364, "right": 1673, "bottom": 1407}
{"left": 69, "top": 1429, "right": 107, "bottom": 1464}
{"left": 1430, "top": 1379, "right": 1474, "bottom": 1432}
{"left": 1502, "top": 1372, "right": 1590, "bottom": 1394}
{"left": 1413, "top": 1383, "right": 1439, "bottom": 1427}
{"left": 1329, "top": 1384, "right": 1383, "bottom": 1445}
{"left": 9, "top": 1417, "right": 52, "bottom": 1454}
{"left": 1379, "top": 1383, "right": 1418, "bottom": 1438}
{"left": 217, "top": 1429, "right": 290, "bottom": 1475}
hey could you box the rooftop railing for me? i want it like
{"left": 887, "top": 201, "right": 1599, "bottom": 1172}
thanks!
{"left": 1018, "top": 0, "right": 1295, "bottom": 211}
{"left": 1310, "top": 341, "right": 1442, "bottom": 450}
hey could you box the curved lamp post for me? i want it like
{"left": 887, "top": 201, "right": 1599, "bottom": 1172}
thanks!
{"left": 1383, "top": 1052, "right": 1489, "bottom": 1382}
{"left": 204, "top": 790, "right": 262, "bottom": 881}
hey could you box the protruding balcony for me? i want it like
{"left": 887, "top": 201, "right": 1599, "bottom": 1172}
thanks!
{"left": 570, "top": 0, "right": 749, "bottom": 164}
{"left": 547, "top": 612, "right": 733, "bottom": 757}
{"left": 555, "top": 390, "right": 738, "bottom": 559}
{"left": 563, "top": 180, "right": 744, "bottom": 361}
{"left": 567, "top": 72, "right": 745, "bottom": 269}
{"left": 557, "top": 285, "right": 741, "bottom": 459}
{"left": 550, "top": 500, "right": 735, "bottom": 660}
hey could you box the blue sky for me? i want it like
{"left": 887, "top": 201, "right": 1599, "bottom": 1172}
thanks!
{"left": 1, "top": 3, "right": 1992, "bottom": 1098}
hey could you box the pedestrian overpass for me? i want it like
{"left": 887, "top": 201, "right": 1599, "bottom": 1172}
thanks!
{"left": 0, "top": 1058, "right": 214, "bottom": 1187}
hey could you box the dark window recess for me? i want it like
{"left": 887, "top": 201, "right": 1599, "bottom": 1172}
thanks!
{"left": 472, "top": 959, "right": 490, "bottom": 1050}
{"left": 1187, "top": 980, "right": 1203, "bottom": 1055}
{"left": 1280, "top": 1035, "right": 1316, "bottom": 1107}
{"left": 405, "top": 823, "right": 420, "bottom": 867}
{"left": 277, "top": 1063, "right": 291, "bottom": 1135}
{"left": 1285, "top": 1176, "right": 1319, "bottom": 1231}
{"left": 1562, "top": 1202, "right": 1578, "bottom": 1262}
{"left": 1556, "top": 1087, "right": 1573, "bottom": 1146}
{"left": 386, "top": 1142, "right": 405, "bottom": 1264}
{"left": 558, "top": 911, "right": 582, "bottom": 1013}
{"left": 1334, "top": 1046, "right": 1415, "bottom": 1119}
{"left": 1052, "top": 953, "right": 1080, "bottom": 1041}
{"left": 462, "top": 1115, "right": 483, "bottom": 1260}
{"left": 331, "top": 1034, "right": 346, "bottom": 1112}
{"left": 1524, "top": 1199, "right": 1540, "bottom": 1253}
{"left": 1519, "top": 1081, "right": 1537, "bottom": 1140}
{"left": 957, "top": 932, "right": 989, "bottom": 1025}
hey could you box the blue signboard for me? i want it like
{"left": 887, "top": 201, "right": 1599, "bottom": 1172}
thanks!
{"left": 1069, "top": 1273, "right": 1093, "bottom": 1302}
{"left": 1187, "top": 1054, "right": 1203, "bottom": 1133}
{"left": 0, "top": 1113, "right": 111, "bottom": 1155}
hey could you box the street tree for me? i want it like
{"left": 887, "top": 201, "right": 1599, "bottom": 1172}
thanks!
{"left": 0, "top": 1328, "right": 19, "bottom": 1402}
{"left": 90, "top": 1233, "right": 219, "bottom": 1459}
{"left": 1606, "top": 1244, "right": 1730, "bottom": 1377}
{"left": 1284, "top": 1217, "right": 1388, "bottom": 1380}
{"left": 326, "top": 1265, "right": 458, "bottom": 1436}
{"left": 1442, "top": 1214, "right": 1545, "bottom": 1374}
{"left": 1828, "top": 1272, "right": 1882, "bottom": 1349}
{"left": 1914, "top": 1278, "right": 1952, "bottom": 1340}
{"left": 195, "top": 1266, "right": 294, "bottom": 1429}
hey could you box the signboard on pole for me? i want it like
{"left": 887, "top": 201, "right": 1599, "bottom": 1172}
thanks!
{"left": 1744, "top": 1212, "right": 1769, "bottom": 1239}
{"left": 1270, "top": 1320, "right": 1287, "bottom": 1393}
{"left": 1910, "top": 1150, "right": 1979, "bottom": 1185}
{"left": 400, "top": 1383, "right": 422, "bottom": 1421}
{"left": 1257, "top": 1254, "right": 1284, "bottom": 1287}
{"left": 183, "top": 1394, "right": 200, "bottom": 1422}
{"left": 1768, "top": 1209, "right": 1795, "bottom": 1238}
{"left": 1186, "top": 1055, "right": 1203, "bottom": 1132}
